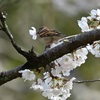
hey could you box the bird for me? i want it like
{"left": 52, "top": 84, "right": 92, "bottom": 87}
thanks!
{"left": 36, "top": 26, "right": 65, "bottom": 48}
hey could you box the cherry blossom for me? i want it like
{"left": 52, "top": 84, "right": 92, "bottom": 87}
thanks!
{"left": 20, "top": 9, "right": 100, "bottom": 100}
{"left": 78, "top": 9, "right": 100, "bottom": 58}
{"left": 78, "top": 17, "right": 90, "bottom": 32}
{"left": 19, "top": 69, "right": 36, "bottom": 81}
{"left": 87, "top": 41, "right": 100, "bottom": 57}
{"left": 29, "top": 27, "right": 37, "bottom": 40}
{"left": 78, "top": 9, "right": 100, "bottom": 32}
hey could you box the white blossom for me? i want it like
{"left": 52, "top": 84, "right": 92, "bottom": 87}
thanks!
{"left": 78, "top": 9, "right": 100, "bottom": 32}
{"left": 90, "top": 9, "right": 97, "bottom": 18}
{"left": 19, "top": 69, "right": 36, "bottom": 81}
{"left": 51, "top": 67, "right": 62, "bottom": 77}
{"left": 30, "top": 70, "right": 75, "bottom": 100}
{"left": 42, "top": 77, "right": 75, "bottom": 100}
{"left": 30, "top": 81, "right": 43, "bottom": 91}
{"left": 51, "top": 47, "right": 88, "bottom": 76}
{"left": 90, "top": 9, "right": 100, "bottom": 19}
{"left": 78, "top": 17, "right": 90, "bottom": 32}
{"left": 87, "top": 41, "right": 100, "bottom": 57}
{"left": 29, "top": 27, "right": 37, "bottom": 40}
{"left": 77, "top": 9, "right": 100, "bottom": 58}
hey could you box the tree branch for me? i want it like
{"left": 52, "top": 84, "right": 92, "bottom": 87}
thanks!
{"left": 0, "top": 12, "right": 100, "bottom": 86}
{"left": 0, "top": 29, "right": 100, "bottom": 85}
{"left": 36, "top": 29, "right": 100, "bottom": 68}
{"left": 74, "top": 79, "right": 100, "bottom": 84}
{"left": 0, "top": 62, "right": 29, "bottom": 85}
{"left": 0, "top": 12, "right": 34, "bottom": 59}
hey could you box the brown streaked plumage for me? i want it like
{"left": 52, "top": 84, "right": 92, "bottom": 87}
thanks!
{"left": 37, "top": 26, "right": 64, "bottom": 48}
{"left": 37, "top": 26, "right": 61, "bottom": 37}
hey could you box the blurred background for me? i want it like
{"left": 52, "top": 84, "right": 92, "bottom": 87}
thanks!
{"left": 0, "top": 0, "right": 100, "bottom": 100}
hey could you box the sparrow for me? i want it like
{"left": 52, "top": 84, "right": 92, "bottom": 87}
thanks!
{"left": 37, "top": 26, "right": 64, "bottom": 48}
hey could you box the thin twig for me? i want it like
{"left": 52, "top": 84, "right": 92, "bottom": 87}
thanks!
{"left": 0, "top": 12, "right": 33, "bottom": 59}
{"left": 74, "top": 79, "right": 100, "bottom": 84}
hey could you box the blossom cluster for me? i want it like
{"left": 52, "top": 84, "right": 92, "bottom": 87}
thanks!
{"left": 19, "top": 9, "right": 100, "bottom": 100}
{"left": 51, "top": 46, "right": 88, "bottom": 77}
{"left": 31, "top": 72, "right": 75, "bottom": 100}
{"left": 78, "top": 9, "right": 100, "bottom": 57}
{"left": 87, "top": 41, "right": 100, "bottom": 57}
{"left": 19, "top": 42, "right": 88, "bottom": 100}
{"left": 78, "top": 9, "right": 100, "bottom": 32}
{"left": 19, "top": 69, "right": 75, "bottom": 100}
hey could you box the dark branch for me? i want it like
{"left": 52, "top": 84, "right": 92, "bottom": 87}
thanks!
{"left": 0, "top": 29, "right": 100, "bottom": 85}
{"left": 0, "top": 63, "right": 29, "bottom": 85}
{"left": 0, "top": 12, "right": 35, "bottom": 60}
{"left": 36, "top": 29, "right": 100, "bottom": 68}
{"left": 0, "top": 12, "right": 100, "bottom": 86}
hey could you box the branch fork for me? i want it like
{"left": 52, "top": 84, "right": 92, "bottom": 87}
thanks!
{"left": 0, "top": 11, "right": 100, "bottom": 85}
{"left": 0, "top": 12, "right": 37, "bottom": 61}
